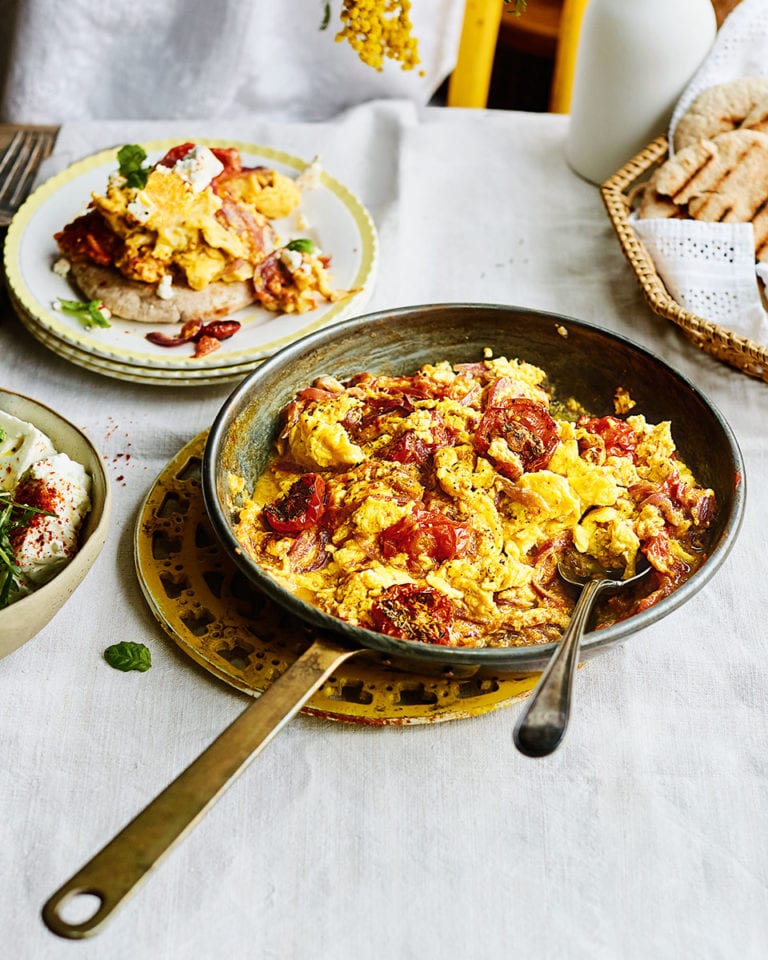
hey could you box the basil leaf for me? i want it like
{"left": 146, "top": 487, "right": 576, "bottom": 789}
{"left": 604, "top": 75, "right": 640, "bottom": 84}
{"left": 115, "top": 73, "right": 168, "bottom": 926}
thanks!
{"left": 104, "top": 641, "right": 152, "bottom": 672}
{"left": 117, "top": 144, "right": 150, "bottom": 189}
{"left": 286, "top": 238, "right": 315, "bottom": 254}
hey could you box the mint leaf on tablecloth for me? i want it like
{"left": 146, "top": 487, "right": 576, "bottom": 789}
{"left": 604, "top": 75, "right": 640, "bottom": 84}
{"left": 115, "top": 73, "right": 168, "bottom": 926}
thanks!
{"left": 104, "top": 641, "right": 152, "bottom": 672}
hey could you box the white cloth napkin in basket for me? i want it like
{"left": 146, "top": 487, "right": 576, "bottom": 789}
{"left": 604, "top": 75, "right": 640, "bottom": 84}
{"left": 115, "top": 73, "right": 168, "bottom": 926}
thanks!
{"left": 632, "top": 0, "right": 768, "bottom": 347}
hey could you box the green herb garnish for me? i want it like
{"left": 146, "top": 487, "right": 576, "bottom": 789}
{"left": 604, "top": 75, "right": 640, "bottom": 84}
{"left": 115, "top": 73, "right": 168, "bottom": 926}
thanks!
{"left": 319, "top": 2, "right": 331, "bottom": 30}
{"left": 117, "top": 144, "right": 150, "bottom": 189}
{"left": 0, "top": 491, "right": 53, "bottom": 609}
{"left": 286, "top": 238, "right": 315, "bottom": 254}
{"left": 104, "top": 641, "right": 152, "bottom": 672}
{"left": 56, "top": 298, "right": 111, "bottom": 329}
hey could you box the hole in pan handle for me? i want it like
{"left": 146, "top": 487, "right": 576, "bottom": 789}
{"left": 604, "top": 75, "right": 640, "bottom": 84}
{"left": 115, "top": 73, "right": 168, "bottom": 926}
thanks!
{"left": 41, "top": 636, "right": 363, "bottom": 939}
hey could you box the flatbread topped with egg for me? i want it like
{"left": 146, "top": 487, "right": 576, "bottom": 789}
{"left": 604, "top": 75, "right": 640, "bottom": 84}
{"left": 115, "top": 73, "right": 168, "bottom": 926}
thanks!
{"left": 67, "top": 261, "right": 255, "bottom": 325}
{"left": 54, "top": 143, "right": 346, "bottom": 324}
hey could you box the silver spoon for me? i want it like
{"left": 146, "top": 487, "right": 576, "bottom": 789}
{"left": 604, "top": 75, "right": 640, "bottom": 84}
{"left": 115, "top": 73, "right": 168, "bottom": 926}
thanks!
{"left": 513, "top": 551, "right": 652, "bottom": 758}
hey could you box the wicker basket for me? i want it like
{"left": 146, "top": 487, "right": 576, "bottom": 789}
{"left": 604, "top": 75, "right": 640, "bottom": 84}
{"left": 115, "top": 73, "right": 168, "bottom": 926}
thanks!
{"left": 600, "top": 135, "right": 768, "bottom": 384}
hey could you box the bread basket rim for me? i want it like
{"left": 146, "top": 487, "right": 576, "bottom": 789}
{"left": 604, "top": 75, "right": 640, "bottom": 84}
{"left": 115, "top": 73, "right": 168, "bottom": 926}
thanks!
{"left": 600, "top": 134, "right": 768, "bottom": 384}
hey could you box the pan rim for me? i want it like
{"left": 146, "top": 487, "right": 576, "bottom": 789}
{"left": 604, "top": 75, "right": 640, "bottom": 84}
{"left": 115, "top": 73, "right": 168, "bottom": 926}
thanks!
{"left": 202, "top": 302, "right": 746, "bottom": 670}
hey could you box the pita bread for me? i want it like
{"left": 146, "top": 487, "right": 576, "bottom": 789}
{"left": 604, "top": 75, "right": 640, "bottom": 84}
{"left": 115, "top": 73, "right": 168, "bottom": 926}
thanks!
{"left": 638, "top": 130, "right": 768, "bottom": 261}
{"left": 673, "top": 77, "right": 768, "bottom": 151}
{"left": 69, "top": 261, "right": 255, "bottom": 324}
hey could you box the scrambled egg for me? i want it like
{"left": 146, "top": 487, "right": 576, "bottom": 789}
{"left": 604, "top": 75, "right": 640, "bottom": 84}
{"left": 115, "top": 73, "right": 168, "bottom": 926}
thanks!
{"left": 234, "top": 356, "right": 715, "bottom": 648}
{"left": 57, "top": 142, "right": 346, "bottom": 313}
{"left": 91, "top": 146, "right": 300, "bottom": 290}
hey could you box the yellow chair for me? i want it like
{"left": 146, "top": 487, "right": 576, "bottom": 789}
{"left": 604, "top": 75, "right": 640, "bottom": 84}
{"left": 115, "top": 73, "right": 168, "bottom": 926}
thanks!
{"left": 446, "top": 0, "right": 588, "bottom": 113}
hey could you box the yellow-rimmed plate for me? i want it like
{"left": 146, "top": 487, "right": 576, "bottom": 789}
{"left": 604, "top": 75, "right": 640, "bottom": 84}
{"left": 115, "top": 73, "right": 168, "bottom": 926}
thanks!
{"left": 15, "top": 307, "right": 254, "bottom": 388}
{"left": 4, "top": 139, "right": 377, "bottom": 377}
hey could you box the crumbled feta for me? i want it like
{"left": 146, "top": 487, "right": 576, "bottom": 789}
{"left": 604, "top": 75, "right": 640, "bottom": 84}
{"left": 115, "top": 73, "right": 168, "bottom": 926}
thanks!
{"left": 12, "top": 453, "right": 92, "bottom": 587}
{"left": 280, "top": 248, "right": 304, "bottom": 272}
{"left": 295, "top": 155, "right": 323, "bottom": 191}
{"left": 171, "top": 145, "right": 224, "bottom": 192}
{"left": 156, "top": 275, "right": 174, "bottom": 300}
{"left": 1, "top": 410, "right": 92, "bottom": 605}
{"left": 127, "top": 197, "right": 153, "bottom": 223}
{"left": 52, "top": 258, "right": 71, "bottom": 277}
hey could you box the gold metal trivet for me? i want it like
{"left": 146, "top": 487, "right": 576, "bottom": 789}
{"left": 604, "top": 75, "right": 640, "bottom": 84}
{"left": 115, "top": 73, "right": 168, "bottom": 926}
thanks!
{"left": 134, "top": 431, "right": 540, "bottom": 725}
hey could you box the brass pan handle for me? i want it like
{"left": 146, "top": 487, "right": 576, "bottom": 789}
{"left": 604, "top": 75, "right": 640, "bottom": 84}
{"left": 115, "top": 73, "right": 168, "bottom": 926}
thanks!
{"left": 42, "top": 637, "right": 361, "bottom": 939}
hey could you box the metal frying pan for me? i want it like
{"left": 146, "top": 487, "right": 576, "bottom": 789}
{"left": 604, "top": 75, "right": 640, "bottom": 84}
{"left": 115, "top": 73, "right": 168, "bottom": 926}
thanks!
{"left": 41, "top": 304, "right": 745, "bottom": 938}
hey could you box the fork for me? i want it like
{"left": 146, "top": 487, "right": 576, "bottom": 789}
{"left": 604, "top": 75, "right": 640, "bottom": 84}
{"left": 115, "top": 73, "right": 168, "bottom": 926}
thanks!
{"left": 0, "top": 128, "right": 58, "bottom": 227}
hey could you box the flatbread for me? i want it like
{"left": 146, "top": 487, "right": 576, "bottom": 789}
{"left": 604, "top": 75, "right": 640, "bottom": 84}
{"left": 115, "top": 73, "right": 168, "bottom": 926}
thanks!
{"left": 638, "top": 129, "right": 768, "bottom": 261}
{"left": 69, "top": 261, "right": 255, "bottom": 324}
{"left": 673, "top": 77, "right": 768, "bottom": 151}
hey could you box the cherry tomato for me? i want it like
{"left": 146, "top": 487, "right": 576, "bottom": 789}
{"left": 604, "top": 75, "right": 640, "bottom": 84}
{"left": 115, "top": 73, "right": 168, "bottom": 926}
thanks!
{"left": 157, "top": 144, "right": 240, "bottom": 177}
{"left": 380, "top": 432, "right": 432, "bottom": 465}
{"left": 145, "top": 319, "right": 203, "bottom": 347}
{"left": 474, "top": 398, "right": 559, "bottom": 475}
{"left": 253, "top": 254, "right": 291, "bottom": 306}
{"left": 379, "top": 415, "right": 451, "bottom": 466}
{"left": 145, "top": 320, "right": 241, "bottom": 349}
{"left": 644, "top": 533, "right": 689, "bottom": 581}
{"left": 157, "top": 143, "right": 196, "bottom": 167}
{"left": 578, "top": 416, "right": 637, "bottom": 458}
{"left": 202, "top": 320, "right": 241, "bottom": 341}
{"left": 54, "top": 209, "right": 122, "bottom": 266}
{"left": 380, "top": 510, "right": 470, "bottom": 569}
{"left": 370, "top": 583, "right": 454, "bottom": 645}
{"left": 193, "top": 335, "right": 221, "bottom": 358}
{"left": 288, "top": 527, "right": 330, "bottom": 573}
{"left": 531, "top": 533, "right": 573, "bottom": 586}
{"left": 210, "top": 147, "right": 242, "bottom": 175}
{"left": 664, "top": 473, "right": 716, "bottom": 528}
{"left": 263, "top": 474, "right": 326, "bottom": 534}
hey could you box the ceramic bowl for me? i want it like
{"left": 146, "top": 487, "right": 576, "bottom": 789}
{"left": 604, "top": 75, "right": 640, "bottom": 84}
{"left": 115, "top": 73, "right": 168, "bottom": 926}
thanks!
{"left": 203, "top": 303, "right": 745, "bottom": 671}
{"left": 0, "top": 389, "right": 111, "bottom": 659}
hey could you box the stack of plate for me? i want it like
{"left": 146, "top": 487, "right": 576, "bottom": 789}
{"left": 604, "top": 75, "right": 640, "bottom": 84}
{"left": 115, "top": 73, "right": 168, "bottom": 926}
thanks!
{"left": 3, "top": 140, "right": 378, "bottom": 387}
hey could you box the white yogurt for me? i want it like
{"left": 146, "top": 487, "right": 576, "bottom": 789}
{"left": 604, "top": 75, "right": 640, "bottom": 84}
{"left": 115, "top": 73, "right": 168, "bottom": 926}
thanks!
{"left": 0, "top": 411, "right": 92, "bottom": 603}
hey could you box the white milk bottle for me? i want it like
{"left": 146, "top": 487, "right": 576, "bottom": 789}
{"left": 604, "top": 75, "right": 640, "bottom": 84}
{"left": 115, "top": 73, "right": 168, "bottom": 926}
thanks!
{"left": 565, "top": 0, "right": 717, "bottom": 184}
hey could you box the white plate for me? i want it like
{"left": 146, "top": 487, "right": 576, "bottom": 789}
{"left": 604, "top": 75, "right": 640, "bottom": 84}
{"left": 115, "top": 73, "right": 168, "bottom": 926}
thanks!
{"left": 11, "top": 286, "right": 268, "bottom": 380}
{"left": 17, "top": 309, "right": 252, "bottom": 387}
{"left": 4, "top": 139, "right": 377, "bottom": 372}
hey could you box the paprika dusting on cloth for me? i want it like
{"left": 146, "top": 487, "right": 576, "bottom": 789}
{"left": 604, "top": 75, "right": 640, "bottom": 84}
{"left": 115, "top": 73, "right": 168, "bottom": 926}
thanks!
{"left": 233, "top": 354, "right": 716, "bottom": 648}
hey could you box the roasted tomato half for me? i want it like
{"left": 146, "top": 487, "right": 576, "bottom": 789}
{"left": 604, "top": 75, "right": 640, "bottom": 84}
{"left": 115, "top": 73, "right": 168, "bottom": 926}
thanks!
{"left": 263, "top": 474, "right": 326, "bottom": 534}
{"left": 157, "top": 142, "right": 242, "bottom": 177}
{"left": 379, "top": 509, "right": 471, "bottom": 569}
{"left": 578, "top": 415, "right": 637, "bottom": 459}
{"left": 474, "top": 398, "right": 559, "bottom": 477}
{"left": 370, "top": 583, "right": 454, "bottom": 645}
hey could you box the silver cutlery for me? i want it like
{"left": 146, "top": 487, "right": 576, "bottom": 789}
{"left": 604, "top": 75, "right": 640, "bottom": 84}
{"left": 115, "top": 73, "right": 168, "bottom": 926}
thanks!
{"left": 0, "top": 127, "right": 58, "bottom": 227}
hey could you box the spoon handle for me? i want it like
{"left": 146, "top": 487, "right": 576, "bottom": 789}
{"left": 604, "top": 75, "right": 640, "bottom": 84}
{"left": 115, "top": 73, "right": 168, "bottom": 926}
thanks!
{"left": 513, "top": 578, "right": 606, "bottom": 757}
{"left": 41, "top": 637, "right": 360, "bottom": 939}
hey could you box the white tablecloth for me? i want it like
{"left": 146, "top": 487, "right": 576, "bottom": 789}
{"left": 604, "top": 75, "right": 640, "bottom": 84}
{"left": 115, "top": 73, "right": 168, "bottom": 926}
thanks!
{"left": 2, "top": 102, "right": 767, "bottom": 960}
